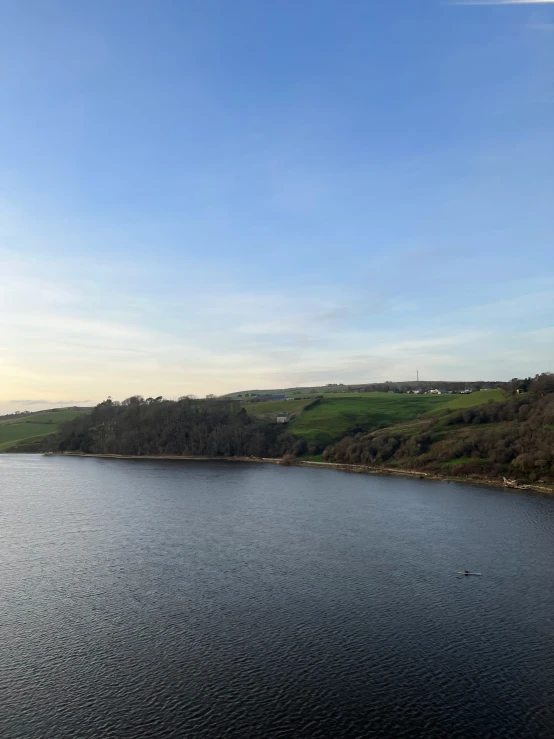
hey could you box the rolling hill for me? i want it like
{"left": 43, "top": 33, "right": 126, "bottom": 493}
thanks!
{"left": 287, "top": 393, "right": 453, "bottom": 447}
{"left": 245, "top": 391, "right": 506, "bottom": 450}
{"left": 425, "top": 388, "right": 506, "bottom": 415}
{"left": 226, "top": 380, "right": 501, "bottom": 398}
{"left": 0, "top": 408, "right": 91, "bottom": 452}
{"left": 322, "top": 376, "right": 554, "bottom": 486}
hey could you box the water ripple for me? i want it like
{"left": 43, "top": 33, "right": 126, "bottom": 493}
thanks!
{"left": 1, "top": 455, "right": 553, "bottom": 738}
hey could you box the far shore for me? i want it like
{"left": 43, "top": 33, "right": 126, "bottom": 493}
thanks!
{"left": 44, "top": 452, "right": 554, "bottom": 496}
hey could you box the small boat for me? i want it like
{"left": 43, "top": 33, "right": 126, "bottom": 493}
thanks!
{"left": 456, "top": 571, "right": 482, "bottom": 576}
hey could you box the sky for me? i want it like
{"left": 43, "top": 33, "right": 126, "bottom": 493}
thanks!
{"left": 1, "top": 0, "right": 553, "bottom": 412}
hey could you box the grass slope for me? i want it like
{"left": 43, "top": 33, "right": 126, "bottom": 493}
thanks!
{"left": 243, "top": 398, "right": 314, "bottom": 416}
{"left": 425, "top": 389, "right": 506, "bottom": 415}
{"left": 0, "top": 409, "right": 91, "bottom": 452}
{"left": 320, "top": 387, "right": 554, "bottom": 486}
{"left": 290, "top": 393, "right": 454, "bottom": 446}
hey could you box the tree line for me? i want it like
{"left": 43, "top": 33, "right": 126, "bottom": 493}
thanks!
{"left": 52, "top": 396, "right": 300, "bottom": 458}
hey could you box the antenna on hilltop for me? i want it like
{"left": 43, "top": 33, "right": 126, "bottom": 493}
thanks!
{"left": 417, "top": 370, "right": 419, "bottom": 382}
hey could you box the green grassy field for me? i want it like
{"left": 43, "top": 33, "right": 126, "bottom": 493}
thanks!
{"left": 426, "top": 389, "right": 506, "bottom": 414}
{"left": 0, "top": 409, "right": 91, "bottom": 452}
{"left": 289, "top": 393, "right": 455, "bottom": 446}
{"left": 243, "top": 398, "right": 315, "bottom": 416}
{"left": 243, "top": 391, "right": 508, "bottom": 448}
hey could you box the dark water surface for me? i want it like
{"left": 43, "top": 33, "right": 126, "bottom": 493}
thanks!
{"left": 1, "top": 455, "right": 553, "bottom": 738}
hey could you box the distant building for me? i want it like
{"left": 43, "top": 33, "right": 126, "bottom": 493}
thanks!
{"left": 276, "top": 413, "right": 290, "bottom": 424}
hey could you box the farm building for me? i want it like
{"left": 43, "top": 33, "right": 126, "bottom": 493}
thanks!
{"left": 276, "top": 413, "right": 290, "bottom": 424}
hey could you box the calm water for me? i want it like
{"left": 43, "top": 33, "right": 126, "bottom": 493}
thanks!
{"left": 1, "top": 455, "right": 553, "bottom": 738}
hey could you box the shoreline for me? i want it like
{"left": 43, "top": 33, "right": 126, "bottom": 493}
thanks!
{"left": 44, "top": 452, "right": 554, "bottom": 495}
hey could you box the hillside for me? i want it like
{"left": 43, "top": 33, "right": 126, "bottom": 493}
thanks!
{"left": 243, "top": 397, "right": 316, "bottom": 417}
{"left": 19, "top": 377, "right": 554, "bottom": 489}
{"left": 233, "top": 385, "right": 508, "bottom": 454}
{"left": 41, "top": 392, "right": 509, "bottom": 462}
{"left": 0, "top": 409, "right": 91, "bottom": 452}
{"left": 241, "top": 390, "right": 507, "bottom": 454}
{"left": 323, "top": 374, "right": 554, "bottom": 485}
{"left": 286, "top": 393, "right": 454, "bottom": 449}
{"left": 424, "top": 388, "right": 506, "bottom": 415}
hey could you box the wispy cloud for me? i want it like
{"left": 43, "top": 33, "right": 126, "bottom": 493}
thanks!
{"left": 1, "top": 245, "right": 553, "bottom": 409}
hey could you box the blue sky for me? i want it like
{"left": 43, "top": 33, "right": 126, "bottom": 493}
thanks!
{"left": 1, "top": 0, "right": 553, "bottom": 410}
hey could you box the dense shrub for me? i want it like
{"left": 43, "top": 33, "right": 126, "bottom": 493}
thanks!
{"left": 324, "top": 374, "right": 554, "bottom": 482}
